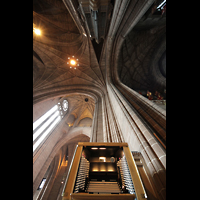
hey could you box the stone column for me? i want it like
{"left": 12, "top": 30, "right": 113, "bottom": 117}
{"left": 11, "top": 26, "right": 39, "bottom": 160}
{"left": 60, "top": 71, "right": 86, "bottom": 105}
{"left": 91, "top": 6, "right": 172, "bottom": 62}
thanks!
{"left": 116, "top": 81, "right": 166, "bottom": 147}
{"left": 90, "top": 97, "right": 104, "bottom": 142}
{"left": 107, "top": 82, "right": 166, "bottom": 200}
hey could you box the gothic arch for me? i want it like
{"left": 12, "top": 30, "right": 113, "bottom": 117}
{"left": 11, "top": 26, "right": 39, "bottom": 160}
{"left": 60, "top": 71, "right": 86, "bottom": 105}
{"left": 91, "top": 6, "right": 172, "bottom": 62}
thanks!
{"left": 33, "top": 134, "right": 90, "bottom": 199}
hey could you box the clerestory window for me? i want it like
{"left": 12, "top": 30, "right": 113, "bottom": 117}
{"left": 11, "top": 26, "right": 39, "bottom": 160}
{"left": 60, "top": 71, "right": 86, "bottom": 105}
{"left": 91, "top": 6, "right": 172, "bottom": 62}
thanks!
{"left": 38, "top": 178, "right": 46, "bottom": 190}
{"left": 33, "top": 99, "right": 68, "bottom": 152}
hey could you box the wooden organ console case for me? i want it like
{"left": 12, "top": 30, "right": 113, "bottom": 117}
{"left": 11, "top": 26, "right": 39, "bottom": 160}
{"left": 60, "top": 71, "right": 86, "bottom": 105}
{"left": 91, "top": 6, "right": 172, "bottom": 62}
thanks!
{"left": 61, "top": 142, "right": 147, "bottom": 200}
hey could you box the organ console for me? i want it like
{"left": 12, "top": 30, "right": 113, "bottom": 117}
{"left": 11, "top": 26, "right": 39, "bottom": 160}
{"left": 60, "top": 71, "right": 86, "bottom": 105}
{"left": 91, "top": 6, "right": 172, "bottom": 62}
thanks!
{"left": 61, "top": 142, "right": 147, "bottom": 200}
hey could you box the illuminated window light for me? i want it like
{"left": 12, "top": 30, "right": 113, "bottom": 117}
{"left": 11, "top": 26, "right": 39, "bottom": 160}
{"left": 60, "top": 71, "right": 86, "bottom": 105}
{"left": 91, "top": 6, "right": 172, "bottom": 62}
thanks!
{"left": 62, "top": 100, "right": 68, "bottom": 111}
{"left": 33, "top": 110, "right": 59, "bottom": 142}
{"left": 33, "top": 116, "right": 61, "bottom": 152}
{"left": 33, "top": 105, "right": 58, "bottom": 131}
{"left": 157, "top": 0, "right": 166, "bottom": 9}
{"left": 38, "top": 178, "right": 46, "bottom": 189}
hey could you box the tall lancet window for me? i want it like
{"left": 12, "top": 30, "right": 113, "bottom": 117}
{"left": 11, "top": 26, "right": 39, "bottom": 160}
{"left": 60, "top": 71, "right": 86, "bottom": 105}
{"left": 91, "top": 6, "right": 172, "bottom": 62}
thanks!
{"left": 33, "top": 99, "right": 69, "bottom": 152}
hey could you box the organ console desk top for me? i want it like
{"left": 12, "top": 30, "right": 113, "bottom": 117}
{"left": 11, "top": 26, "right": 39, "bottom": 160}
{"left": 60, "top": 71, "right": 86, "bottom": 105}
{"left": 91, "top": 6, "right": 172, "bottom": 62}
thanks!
{"left": 61, "top": 142, "right": 147, "bottom": 200}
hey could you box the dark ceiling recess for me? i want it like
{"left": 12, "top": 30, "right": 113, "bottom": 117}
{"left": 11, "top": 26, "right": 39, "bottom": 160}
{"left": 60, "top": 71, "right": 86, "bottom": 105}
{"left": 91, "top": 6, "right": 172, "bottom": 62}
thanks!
{"left": 85, "top": 98, "right": 89, "bottom": 102}
{"left": 116, "top": 2, "right": 166, "bottom": 99}
{"left": 33, "top": 50, "right": 44, "bottom": 65}
{"left": 158, "top": 51, "right": 166, "bottom": 78}
{"left": 33, "top": 0, "right": 55, "bottom": 14}
{"left": 92, "top": 38, "right": 104, "bottom": 63}
{"left": 110, "top": 0, "right": 115, "bottom": 7}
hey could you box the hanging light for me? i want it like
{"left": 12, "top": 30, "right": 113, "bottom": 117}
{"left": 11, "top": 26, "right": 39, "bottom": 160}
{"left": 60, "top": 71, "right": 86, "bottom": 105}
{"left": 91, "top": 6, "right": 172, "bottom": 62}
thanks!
{"left": 34, "top": 28, "right": 41, "bottom": 35}
{"left": 33, "top": 23, "right": 41, "bottom": 35}
{"left": 70, "top": 60, "right": 76, "bottom": 65}
{"left": 67, "top": 55, "right": 79, "bottom": 69}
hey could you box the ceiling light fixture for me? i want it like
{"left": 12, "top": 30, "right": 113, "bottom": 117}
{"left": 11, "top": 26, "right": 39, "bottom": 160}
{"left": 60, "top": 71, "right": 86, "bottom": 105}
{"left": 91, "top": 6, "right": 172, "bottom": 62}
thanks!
{"left": 33, "top": 24, "right": 41, "bottom": 35}
{"left": 91, "top": 147, "right": 98, "bottom": 150}
{"left": 99, "top": 157, "right": 106, "bottom": 162}
{"left": 34, "top": 28, "right": 41, "bottom": 35}
{"left": 70, "top": 60, "right": 76, "bottom": 65}
{"left": 67, "top": 56, "right": 79, "bottom": 69}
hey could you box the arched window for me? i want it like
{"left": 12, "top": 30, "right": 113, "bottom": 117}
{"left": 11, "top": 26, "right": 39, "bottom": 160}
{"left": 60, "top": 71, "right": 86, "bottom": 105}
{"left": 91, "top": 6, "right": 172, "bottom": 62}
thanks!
{"left": 33, "top": 99, "right": 69, "bottom": 153}
{"left": 62, "top": 99, "right": 68, "bottom": 111}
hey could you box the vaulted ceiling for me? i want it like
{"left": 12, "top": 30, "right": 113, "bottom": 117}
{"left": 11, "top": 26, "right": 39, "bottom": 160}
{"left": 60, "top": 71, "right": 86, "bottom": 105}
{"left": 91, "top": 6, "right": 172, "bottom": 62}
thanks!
{"left": 33, "top": 0, "right": 105, "bottom": 97}
{"left": 33, "top": 0, "right": 166, "bottom": 123}
{"left": 33, "top": 2, "right": 166, "bottom": 198}
{"left": 64, "top": 94, "right": 95, "bottom": 123}
{"left": 117, "top": 5, "right": 166, "bottom": 97}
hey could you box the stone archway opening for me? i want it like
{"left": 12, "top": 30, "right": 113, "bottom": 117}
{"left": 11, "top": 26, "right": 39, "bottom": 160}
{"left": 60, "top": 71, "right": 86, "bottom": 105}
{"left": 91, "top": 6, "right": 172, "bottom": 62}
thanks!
{"left": 33, "top": 134, "right": 90, "bottom": 200}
